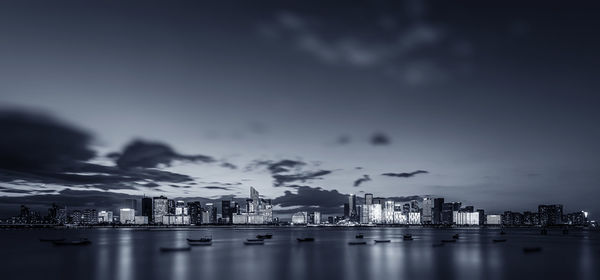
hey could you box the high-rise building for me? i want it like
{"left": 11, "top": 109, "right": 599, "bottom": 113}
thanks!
{"left": 433, "top": 198, "right": 444, "bottom": 224}
{"left": 343, "top": 203, "right": 350, "bottom": 218}
{"left": 188, "top": 202, "right": 201, "bottom": 225}
{"left": 365, "top": 193, "right": 373, "bottom": 205}
{"left": 120, "top": 208, "right": 135, "bottom": 224}
{"left": 477, "top": 209, "right": 485, "bottom": 225}
{"left": 486, "top": 214, "right": 502, "bottom": 225}
{"left": 232, "top": 187, "right": 273, "bottom": 224}
{"left": 441, "top": 203, "right": 454, "bottom": 225}
{"left": 349, "top": 194, "right": 357, "bottom": 221}
{"left": 205, "top": 203, "right": 216, "bottom": 224}
{"left": 167, "top": 199, "right": 176, "bottom": 215}
{"left": 538, "top": 204, "right": 563, "bottom": 226}
{"left": 71, "top": 210, "right": 83, "bottom": 224}
{"left": 250, "top": 187, "right": 260, "bottom": 212}
{"left": 98, "top": 210, "right": 113, "bottom": 223}
{"left": 309, "top": 212, "right": 321, "bottom": 224}
{"left": 153, "top": 196, "right": 168, "bottom": 224}
{"left": 82, "top": 209, "right": 98, "bottom": 224}
{"left": 141, "top": 197, "right": 153, "bottom": 224}
{"left": 222, "top": 200, "right": 232, "bottom": 223}
{"left": 291, "top": 212, "right": 308, "bottom": 224}
{"left": 422, "top": 197, "right": 433, "bottom": 224}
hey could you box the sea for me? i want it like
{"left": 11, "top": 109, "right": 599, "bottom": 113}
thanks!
{"left": 0, "top": 227, "right": 598, "bottom": 280}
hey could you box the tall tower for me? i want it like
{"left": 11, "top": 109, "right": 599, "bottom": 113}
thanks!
{"left": 365, "top": 193, "right": 373, "bottom": 205}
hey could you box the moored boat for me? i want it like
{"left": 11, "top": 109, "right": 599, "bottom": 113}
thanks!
{"left": 244, "top": 239, "right": 265, "bottom": 245}
{"left": 492, "top": 239, "right": 507, "bottom": 243}
{"left": 523, "top": 247, "right": 542, "bottom": 253}
{"left": 187, "top": 237, "right": 212, "bottom": 242}
{"left": 40, "top": 238, "right": 65, "bottom": 242}
{"left": 452, "top": 234, "right": 459, "bottom": 239}
{"left": 348, "top": 241, "right": 367, "bottom": 245}
{"left": 297, "top": 237, "right": 315, "bottom": 242}
{"left": 160, "top": 247, "right": 191, "bottom": 252}
{"left": 188, "top": 240, "right": 212, "bottom": 246}
{"left": 441, "top": 239, "right": 456, "bottom": 243}
{"left": 52, "top": 239, "right": 92, "bottom": 246}
{"left": 374, "top": 240, "right": 391, "bottom": 243}
{"left": 355, "top": 234, "right": 364, "bottom": 239}
{"left": 256, "top": 234, "right": 273, "bottom": 239}
{"left": 403, "top": 234, "right": 413, "bottom": 240}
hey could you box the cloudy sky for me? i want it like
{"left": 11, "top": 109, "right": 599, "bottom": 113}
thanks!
{"left": 1, "top": 0, "right": 599, "bottom": 218}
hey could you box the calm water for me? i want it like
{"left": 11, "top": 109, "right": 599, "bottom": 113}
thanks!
{"left": 1, "top": 227, "right": 599, "bottom": 280}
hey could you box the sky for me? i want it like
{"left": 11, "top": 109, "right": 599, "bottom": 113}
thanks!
{"left": 0, "top": 0, "right": 599, "bottom": 218}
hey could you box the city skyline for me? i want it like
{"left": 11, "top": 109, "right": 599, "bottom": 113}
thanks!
{"left": 1, "top": 1, "right": 600, "bottom": 222}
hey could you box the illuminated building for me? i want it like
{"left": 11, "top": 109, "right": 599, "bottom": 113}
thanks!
{"left": 98, "top": 210, "right": 113, "bottom": 223}
{"left": 232, "top": 187, "right": 273, "bottom": 224}
{"left": 349, "top": 194, "right": 357, "bottom": 221}
{"left": 539, "top": 204, "right": 563, "bottom": 226}
{"left": 120, "top": 208, "right": 135, "bottom": 224}
{"left": 408, "top": 212, "right": 421, "bottom": 224}
{"left": 422, "top": 197, "right": 433, "bottom": 224}
{"left": 71, "top": 210, "right": 82, "bottom": 224}
{"left": 153, "top": 196, "right": 168, "bottom": 224}
{"left": 393, "top": 212, "right": 407, "bottom": 224}
{"left": 82, "top": 209, "right": 98, "bottom": 225}
{"left": 383, "top": 201, "right": 394, "bottom": 224}
{"left": 134, "top": 216, "right": 148, "bottom": 224}
{"left": 187, "top": 202, "right": 201, "bottom": 225}
{"left": 486, "top": 214, "right": 501, "bottom": 225}
{"left": 455, "top": 211, "right": 479, "bottom": 225}
{"left": 309, "top": 211, "right": 321, "bottom": 224}
{"left": 291, "top": 212, "right": 308, "bottom": 224}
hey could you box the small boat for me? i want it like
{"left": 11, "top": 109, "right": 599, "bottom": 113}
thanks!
{"left": 40, "top": 238, "right": 65, "bottom": 242}
{"left": 403, "top": 234, "right": 413, "bottom": 240}
{"left": 187, "top": 237, "right": 212, "bottom": 242}
{"left": 452, "top": 234, "right": 459, "bottom": 239}
{"left": 160, "top": 247, "right": 191, "bottom": 252}
{"left": 374, "top": 240, "right": 391, "bottom": 243}
{"left": 441, "top": 239, "right": 456, "bottom": 243}
{"left": 297, "top": 237, "right": 315, "bottom": 242}
{"left": 493, "top": 239, "right": 507, "bottom": 243}
{"left": 52, "top": 239, "right": 92, "bottom": 246}
{"left": 256, "top": 234, "right": 273, "bottom": 239}
{"left": 432, "top": 243, "right": 445, "bottom": 248}
{"left": 244, "top": 239, "right": 264, "bottom": 245}
{"left": 540, "top": 228, "right": 548, "bottom": 235}
{"left": 188, "top": 240, "right": 212, "bottom": 246}
{"left": 500, "top": 231, "right": 506, "bottom": 235}
{"left": 523, "top": 247, "right": 542, "bottom": 253}
{"left": 355, "top": 234, "right": 364, "bottom": 239}
{"left": 348, "top": 241, "right": 367, "bottom": 245}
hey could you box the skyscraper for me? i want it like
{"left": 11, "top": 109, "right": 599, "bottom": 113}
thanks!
{"left": 422, "top": 197, "right": 433, "bottom": 224}
{"left": 167, "top": 199, "right": 176, "bottom": 215}
{"left": 365, "top": 193, "right": 373, "bottom": 205}
{"left": 349, "top": 194, "right": 357, "bottom": 221}
{"left": 120, "top": 208, "right": 135, "bottom": 224}
{"left": 153, "top": 196, "right": 168, "bottom": 224}
{"left": 433, "top": 198, "right": 444, "bottom": 224}
{"left": 142, "top": 197, "right": 153, "bottom": 224}
{"left": 222, "top": 200, "right": 231, "bottom": 223}
{"left": 442, "top": 202, "right": 454, "bottom": 225}
{"left": 187, "top": 201, "right": 201, "bottom": 225}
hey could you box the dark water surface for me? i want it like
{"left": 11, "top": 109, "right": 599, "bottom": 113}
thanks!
{"left": 1, "top": 227, "right": 599, "bottom": 280}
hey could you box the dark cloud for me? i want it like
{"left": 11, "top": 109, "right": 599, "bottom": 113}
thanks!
{"left": 266, "top": 160, "right": 305, "bottom": 174}
{"left": 381, "top": 170, "right": 429, "bottom": 178}
{"left": 220, "top": 162, "right": 238, "bottom": 169}
{"left": 370, "top": 133, "right": 391, "bottom": 145}
{"left": 115, "top": 140, "right": 214, "bottom": 169}
{"left": 0, "top": 110, "right": 201, "bottom": 191}
{"left": 202, "top": 186, "right": 233, "bottom": 191}
{"left": 273, "top": 170, "right": 332, "bottom": 187}
{"left": 353, "top": 174, "right": 371, "bottom": 187}
{"left": 272, "top": 185, "right": 422, "bottom": 215}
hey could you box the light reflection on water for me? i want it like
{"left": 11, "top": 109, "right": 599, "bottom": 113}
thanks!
{"left": 1, "top": 228, "right": 599, "bottom": 280}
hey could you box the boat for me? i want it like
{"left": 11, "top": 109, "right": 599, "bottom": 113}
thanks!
{"left": 188, "top": 240, "right": 212, "bottom": 246}
{"left": 52, "top": 239, "right": 92, "bottom": 246}
{"left": 160, "top": 247, "right": 191, "bottom": 252}
{"left": 244, "top": 239, "right": 264, "bottom": 245}
{"left": 452, "top": 234, "right": 459, "bottom": 239}
{"left": 187, "top": 237, "right": 212, "bottom": 242}
{"left": 403, "top": 234, "right": 413, "bottom": 240}
{"left": 432, "top": 243, "right": 445, "bottom": 248}
{"left": 348, "top": 241, "right": 367, "bottom": 245}
{"left": 256, "top": 234, "right": 273, "bottom": 239}
{"left": 523, "top": 247, "right": 542, "bottom": 253}
{"left": 297, "top": 237, "right": 315, "bottom": 242}
{"left": 40, "top": 238, "right": 65, "bottom": 242}
{"left": 500, "top": 230, "right": 506, "bottom": 235}
{"left": 374, "top": 240, "right": 391, "bottom": 243}
{"left": 355, "top": 234, "right": 364, "bottom": 239}
{"left": 492, "top": 239, "right": 507, "bottom": 243}
{"left": 441, "top": 239, "right": 456, "bottom": 243}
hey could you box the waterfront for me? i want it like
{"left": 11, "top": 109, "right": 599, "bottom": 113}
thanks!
{"left": 1, "top": 227, "right": 599, "bottom": 280}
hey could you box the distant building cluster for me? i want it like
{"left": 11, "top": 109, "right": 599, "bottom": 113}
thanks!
{"left": 290, "top": 193, "right": 591, "bottom": 227}
{"left": 4, "top": 187, "right": 276, "bottom": 226}
{"left": 2, "top": 190, "right": 592, "bottom": 228}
